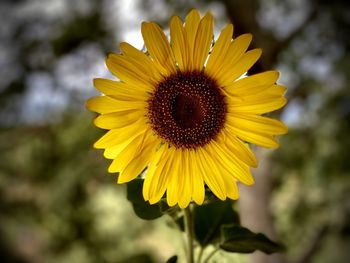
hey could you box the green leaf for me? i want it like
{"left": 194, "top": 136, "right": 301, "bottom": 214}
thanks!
{"left": 220, "top": 225, "right": 285, "bottom": 254}
{"left": 174, "top": 216, "right": 185, "bottom": 231}
{"left": 126, "top": 179, "right": 167, "bottom": 220}
{"left": 193, "top": 199, "right": 240, "bottom": 246}
{"left": 166, "top": 255, "right": 178, "bottom": 263}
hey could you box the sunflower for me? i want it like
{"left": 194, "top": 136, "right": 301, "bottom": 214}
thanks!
{"left": 86, "top": 9, "right": 287, "bottom": 208}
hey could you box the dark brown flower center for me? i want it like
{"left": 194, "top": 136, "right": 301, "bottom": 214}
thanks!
{"left": 147, "top": 71, "right": 227, "bottom": 149}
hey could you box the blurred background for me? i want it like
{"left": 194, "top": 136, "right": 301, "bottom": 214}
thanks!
{"left": 1, "top": 0, "right": 349, "bottom": 262}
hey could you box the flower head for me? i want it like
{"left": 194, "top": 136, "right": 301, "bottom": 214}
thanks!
{"left": 86, "top": 9, "right": 288, "bottom": 208}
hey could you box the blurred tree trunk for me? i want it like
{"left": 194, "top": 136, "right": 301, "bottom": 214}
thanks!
{"left": 238, "top": 149, "right": 287, "bottom": 263}
{"left": 218, "top": 0, "right": 316, "bottom": 262}
{"left": 218, "top": 3, "right": 283, "bottom": 262}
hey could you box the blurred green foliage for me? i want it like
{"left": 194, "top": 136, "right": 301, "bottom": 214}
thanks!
{"left": 0, "top": 113, "right": 163, "bottom": 262}
{"left": 0, "top": 0, "right": 350, "bottom": 262}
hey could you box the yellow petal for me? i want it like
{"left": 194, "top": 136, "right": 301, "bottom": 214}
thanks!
{"left": 205, "top": 24, "right": 233, "bottom": 77}
{"left": 198, "top": 147, "right": 226, "bottom": 200}
{"left": 266, "top": 84, "right": 287, "bottom": 96}
{"left": 178, "top": 149, "right": 192, "bottom": 208}
{"left": 149, "top": 147, "right": 172, "bottom": 204}
{"left": 175, "top": 149, "right": 186, "bottom": 206}
{"left": 141, "top": 22, "right": 176, "bottom": 75}
{"left": 189, "top": 149, "right": 205, "bottom": 205}
{"left": 217, "top": 131, "right": 258, "bottom": 167}
{"left": 219, "top": 48, "right": 262, "bottom": 87}
{"left": 103, "top": 136, "right": 136, "bottom": 159}
{"left": 228, "top": 96, "right": 287, "bottom": 114}
{"left": 229, "top": 83, "right": 288, "bottom": 102}
{"left": 232, "top": 84, "right": 287, "bottom": 101}
{"left": 220, "top": 170, "right": 239, "bottom": 200}
{"left": 226, "top": 113, "right": 288, "bottom": 135}
{"left": 192, "top": 12, "right": 213, "bottom": 71}
{"left": 109, "top": 133, "right": 146, "bottom": 174}
{"left": 93, "top": 78, "right": 147, "bottom": 101}
{"left": 225, "top": 71, "right": 280, "bottom": 96}
{"left": 119, "top": 42, "right": 145, "bottom": 59}
{"left": 86, "top": 96, "right": 146, "bottom": 114}
{"left": 226, "top": 125, "right": 280, "bottom": 148}
{"left": 143, "top": 144, "right": 168, "bottom": 201}
{"left": 166, "top": 148, "right": 181, "bottom": 206}
{"left": 93, "top": 119, "right": 147, "bottom": 149}
{"left": 184, "top": 9, "right": 200, "bottom": 65}
{"left": 106, "top": 54, "right": 153, "bottom": 91}
{"left": 118, "top": 136, "right": 158, "bottom": 184}
{"left": 170, "top": 16, "right": 188, "bottom": 72}
{"left": 93, "top": 110, "right": 144, "bottom": 130}
{"left": 213, "top": 33, "right": 252, "bottom": 80}
{"left": 85, "top": 96, "right": 147, "bottom": 114}
{"left": 209, "top": 141, "right": 254, "bottom": 186}
{"left": 119, "top": 42, "right": 163, "bottom": 82}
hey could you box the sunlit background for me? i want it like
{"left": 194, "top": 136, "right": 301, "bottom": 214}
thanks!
{"left": 1, "top": 0, "right": 349, "bottom": 262}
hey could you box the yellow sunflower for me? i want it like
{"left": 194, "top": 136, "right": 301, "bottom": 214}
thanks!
{"left": 86, "top": 9, "right": 288, "bottom": 208}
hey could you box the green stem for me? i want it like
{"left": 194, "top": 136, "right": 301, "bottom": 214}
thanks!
{"left": 184, "top": 206, "right": 194, "bottom": 263}
{"left": 202, "top": 247, "right": 220, "bottom": 263}
{"left": 169, "top": 213, "right": 187, "bottom": 257}
{"left": 196, "top": 246, "right": 205, "bottom": 263}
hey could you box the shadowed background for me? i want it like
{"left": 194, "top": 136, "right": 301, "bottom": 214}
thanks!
{"left": 1, "top": 0, "right": 349, "bottom": 262}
